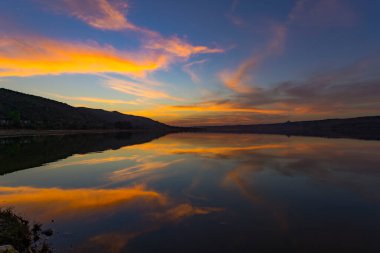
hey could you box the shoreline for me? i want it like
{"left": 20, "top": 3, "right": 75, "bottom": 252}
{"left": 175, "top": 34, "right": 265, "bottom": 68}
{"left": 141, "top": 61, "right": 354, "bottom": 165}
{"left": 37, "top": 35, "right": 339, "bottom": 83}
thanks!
{"left": 1, "top": 128, "right": 379, "bottom": 141}
{"left": 0, "top": 129, "right": 151, "bottom": 138}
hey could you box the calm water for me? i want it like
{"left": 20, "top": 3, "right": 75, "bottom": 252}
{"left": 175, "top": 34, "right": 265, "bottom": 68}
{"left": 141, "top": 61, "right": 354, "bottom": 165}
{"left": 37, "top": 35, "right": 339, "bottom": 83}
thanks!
{"left": 0, "top": 133, "right": 379, "bottom": 253}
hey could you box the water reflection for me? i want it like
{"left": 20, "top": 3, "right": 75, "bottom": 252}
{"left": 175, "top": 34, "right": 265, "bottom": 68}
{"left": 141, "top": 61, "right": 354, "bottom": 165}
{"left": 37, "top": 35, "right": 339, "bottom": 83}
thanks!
{"left": 0, "top": 132, "right": 166, "bottom": 175}
{"left": 0, "top": 133, "right": 379, "bottom": 252}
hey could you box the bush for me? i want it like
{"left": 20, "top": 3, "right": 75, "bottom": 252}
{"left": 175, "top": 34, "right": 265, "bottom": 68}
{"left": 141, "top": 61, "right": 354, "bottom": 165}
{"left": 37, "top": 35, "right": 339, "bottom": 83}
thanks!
{"left": 0, "top": 208, "right": 52, "bottom": 253}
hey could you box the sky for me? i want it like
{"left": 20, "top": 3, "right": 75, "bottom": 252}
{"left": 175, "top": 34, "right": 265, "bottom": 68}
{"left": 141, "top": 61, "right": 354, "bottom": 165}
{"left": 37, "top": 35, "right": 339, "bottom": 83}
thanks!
{"left": 0, "top": 0, "right": 379, "bottom": 126}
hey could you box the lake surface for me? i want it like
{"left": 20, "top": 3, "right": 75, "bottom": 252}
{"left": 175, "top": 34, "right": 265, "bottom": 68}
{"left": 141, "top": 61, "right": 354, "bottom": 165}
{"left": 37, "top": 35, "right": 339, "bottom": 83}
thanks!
{"left": 0, "top": 133, "right": 379, "bottom": 253}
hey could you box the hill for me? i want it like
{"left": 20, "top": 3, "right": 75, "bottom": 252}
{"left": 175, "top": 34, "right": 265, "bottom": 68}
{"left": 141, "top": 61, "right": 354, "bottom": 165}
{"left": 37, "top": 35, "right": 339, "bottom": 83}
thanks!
{"left": 0, "top": 88, "right": 170, "bottom": 130}
{"left": 198, "top": 116, "right": 380, "bottom": 140}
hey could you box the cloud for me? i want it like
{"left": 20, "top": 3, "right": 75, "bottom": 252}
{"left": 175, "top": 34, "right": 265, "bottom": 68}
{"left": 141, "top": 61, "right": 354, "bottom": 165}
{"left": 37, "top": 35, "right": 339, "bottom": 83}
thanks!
{"left": 41, "top": 0, "right": 223, "bottom": 59}
{"left": 219, "top": 56, "right": 260, "bottom": 94}
{"left": 50, "top": 94, "right": 135, "bottom": 105}
{"left": 169, "top": 113, "right": 289, "bottom": 127}
{"left": 168, "top": 102, "right": 285, "bottom": 114}
{"left": 166, "top": 56, "right": 380, "bottom": 126}
{"left": 42, "top": 0, "right": 135, "bottom": 31}
{"left": 224, "top": 57, "right": 380, "bottom": 119}
{"left": 182, "top": 59, "right": 207, "bottom": 83}
{"left": 288, "top": 0, "right": 357, "bottom": 27}
{"left": 144, "top": 36, "right": 224, "bottom": 59}
{"left": 104, "top": 77, "right": 179, "bottom": 100}
{"left": 0, "top": 0, "right": 223, "bottom": 80}
{"left": 0, "top": 35, "right": 169, "bottom": 77}
{"left": 219, "top": 23, "right": 287, "bottom": 94}
{"left": 42, "top": 0, "right": 224, "bottom": 58}
{"left": 226, "top": 0, "right": 245, "bottom": 27}
{"left": 238, "top": 58, "right": 379, "bottom": 110}
{"left": 122, "top": 54, "right": 380, "bottom": 126}
{"left": 220, "top": 0, "right": 356, "bottom": 95}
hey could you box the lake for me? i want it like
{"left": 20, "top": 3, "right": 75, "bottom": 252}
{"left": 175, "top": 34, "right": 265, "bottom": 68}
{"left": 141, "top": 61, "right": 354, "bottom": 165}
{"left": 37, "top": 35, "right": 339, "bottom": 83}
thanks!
{"left": 0, "top": 133, "right": 379, "bottom": 253}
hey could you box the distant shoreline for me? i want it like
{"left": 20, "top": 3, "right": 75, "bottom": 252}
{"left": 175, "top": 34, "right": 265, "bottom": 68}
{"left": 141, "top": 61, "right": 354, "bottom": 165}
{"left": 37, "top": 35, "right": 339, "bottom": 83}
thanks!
{"left": 1, "top": 115, "right": 379, "bottom": 140}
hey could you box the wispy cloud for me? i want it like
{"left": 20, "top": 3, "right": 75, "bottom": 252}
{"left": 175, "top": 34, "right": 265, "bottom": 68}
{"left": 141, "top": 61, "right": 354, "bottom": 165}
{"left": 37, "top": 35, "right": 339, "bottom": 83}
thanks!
{"left": 41, "top": 0, "right": 224, "bottom": 58}
{"left": 165, "top": 55, "right": 380, "bottom": 126}
{"left": 182, "top": 59, "right": 207, "bottom": 83}
{"left": 219, "top": 23, "right": 286, "bottom": 93}
{"left": 42, "top": 0, "right": 135, "bottom": 31}
{"left": 226, "top": 0, "right": 245, "bottom": 27}
{"left": 220, "top": 0, "right": 292, "bottom": 94}
{"left": 144, "top": 36, "right": 223, "bottom": 59}
{"left": 50, "top": 93, "right": 135, "bottom": 105}
{"left": 229, "top": 57, "right": 380, "bottom": 118}
{"left": 104, "top": 76, "right": 180, "bottom": 100}
{"left": 168, "top": 102, "right": 285, "bottom": 114}
{"left": 288, "top": 0, "right": 357, "bottom": 27}
{"left": 220, "top": 0, "right": 355, "bottom": 94}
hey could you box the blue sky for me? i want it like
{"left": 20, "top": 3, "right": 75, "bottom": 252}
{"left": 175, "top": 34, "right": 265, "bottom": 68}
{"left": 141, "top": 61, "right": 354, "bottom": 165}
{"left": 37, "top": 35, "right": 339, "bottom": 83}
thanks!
{"left": 0, "top": 0, "right": 379, "bottom": 125}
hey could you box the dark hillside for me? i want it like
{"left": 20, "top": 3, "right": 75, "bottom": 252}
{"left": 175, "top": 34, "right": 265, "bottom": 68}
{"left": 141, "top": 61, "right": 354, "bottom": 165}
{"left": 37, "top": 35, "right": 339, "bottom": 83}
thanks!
{"left": 0, "top": 88, "right": 170, "bottom": 130}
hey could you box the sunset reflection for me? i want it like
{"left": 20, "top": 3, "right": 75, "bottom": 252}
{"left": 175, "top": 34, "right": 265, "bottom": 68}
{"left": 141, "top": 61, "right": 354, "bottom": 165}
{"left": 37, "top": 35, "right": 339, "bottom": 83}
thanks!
{"left": 0, "top": 133, "right": 379, "bottom": 252}
{"left": 0, "top": 186, "right": 165, "bottom": 221}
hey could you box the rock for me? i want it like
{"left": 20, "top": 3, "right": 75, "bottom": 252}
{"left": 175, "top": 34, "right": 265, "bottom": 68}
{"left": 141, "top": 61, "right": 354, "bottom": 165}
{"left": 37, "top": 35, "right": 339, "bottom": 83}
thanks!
{"left": 0, "top": 245, "right": 19, "bottom": 253}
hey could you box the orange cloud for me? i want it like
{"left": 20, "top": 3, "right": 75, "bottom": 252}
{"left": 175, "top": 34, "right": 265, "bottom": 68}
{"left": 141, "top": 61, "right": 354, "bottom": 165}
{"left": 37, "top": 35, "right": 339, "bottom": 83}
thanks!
{"left": 220, "top": 24, "right": 287, "bottom": 94}
{"left": 145, "top": 36, "right": 224, "bottom": 58}
{"left": 219, "top": 56, "right": 261, "bottom": 94}
{"left": 168, "top": 103, "right": 285, "bottom": 114}
{"left": 117, "top": 100, "right": 286, "bottom": 126}
{"left": 2, "top": 0, "right": 224, "bottom": 85}
{"left": 0, "top": 35, "right": 168, "bottom": 77}
{"left": 50, "top": 94, "right": 135, "bottom": 105}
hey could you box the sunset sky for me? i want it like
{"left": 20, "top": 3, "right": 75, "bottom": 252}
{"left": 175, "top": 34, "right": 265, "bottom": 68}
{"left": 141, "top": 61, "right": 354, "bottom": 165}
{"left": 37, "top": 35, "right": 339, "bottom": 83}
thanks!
{"left": 0, "top": 0, "right": 379, "bottom": 126}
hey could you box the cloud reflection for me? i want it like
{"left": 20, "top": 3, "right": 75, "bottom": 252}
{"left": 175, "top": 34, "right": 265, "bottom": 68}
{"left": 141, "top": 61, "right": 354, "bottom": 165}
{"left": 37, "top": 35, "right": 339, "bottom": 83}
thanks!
{"left": 0, "top": 185, "right": 165, "bottom": 221}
